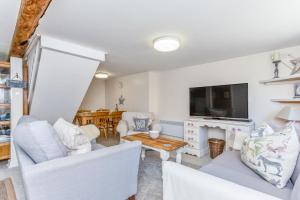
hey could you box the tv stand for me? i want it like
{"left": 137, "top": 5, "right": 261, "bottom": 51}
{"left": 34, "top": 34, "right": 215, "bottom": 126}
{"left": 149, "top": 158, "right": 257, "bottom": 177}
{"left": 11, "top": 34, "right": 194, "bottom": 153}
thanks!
{"left": 184, "top": 118, "right": 255, "bottom": 157}
{"left": 203, "top": 117, "right": 252, "bottom": 122}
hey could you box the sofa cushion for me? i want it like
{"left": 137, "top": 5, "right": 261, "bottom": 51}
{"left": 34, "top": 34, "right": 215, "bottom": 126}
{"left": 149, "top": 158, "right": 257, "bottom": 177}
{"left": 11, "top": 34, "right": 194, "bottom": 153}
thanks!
{"left": 122, "top": 112, "right": 153, "bottom": 130}
{"left": 200, "top": 151, "right": 293, "bottom": 200}
{"left": 133, "top": 117, "right": 149, "bottom": 132}
{"left": 250, "top": 122, "right": 274, "bottom": 138}
{"left": 241, "top": 125, "right": 299, "bottom": 188}
{"left": 80, "top": 124, "right": 100, "bottom": 141}
{"left": 14, "top": 120, "right": 67, "bottom": 163}
{"left": 53, "top": 118, "right": 90, "bottom": 150}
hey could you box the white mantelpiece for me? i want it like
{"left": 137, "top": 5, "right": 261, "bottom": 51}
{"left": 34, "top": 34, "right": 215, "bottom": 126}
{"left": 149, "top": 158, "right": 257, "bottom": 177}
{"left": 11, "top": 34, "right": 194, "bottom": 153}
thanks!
{"left": 184, "top": 118, "right": 255, "bottom": 157}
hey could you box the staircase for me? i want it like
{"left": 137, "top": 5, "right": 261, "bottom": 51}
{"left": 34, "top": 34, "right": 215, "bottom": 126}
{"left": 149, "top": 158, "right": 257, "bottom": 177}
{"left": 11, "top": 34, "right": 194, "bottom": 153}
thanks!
{"left": 25, "top": 35, "right": 106, "bottom": 123}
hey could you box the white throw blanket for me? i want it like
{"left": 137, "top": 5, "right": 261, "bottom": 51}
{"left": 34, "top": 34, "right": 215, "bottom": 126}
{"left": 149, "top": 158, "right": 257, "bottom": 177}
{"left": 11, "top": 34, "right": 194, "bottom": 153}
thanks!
{"left": 162, "top": 161, "right": 282, "bottom": 200}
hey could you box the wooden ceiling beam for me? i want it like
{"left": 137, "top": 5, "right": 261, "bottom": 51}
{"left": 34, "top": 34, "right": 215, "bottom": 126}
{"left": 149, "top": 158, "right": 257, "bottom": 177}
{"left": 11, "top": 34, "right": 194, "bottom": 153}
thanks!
{"left": 9, "top": 0, "right": 52, "bottom": 58}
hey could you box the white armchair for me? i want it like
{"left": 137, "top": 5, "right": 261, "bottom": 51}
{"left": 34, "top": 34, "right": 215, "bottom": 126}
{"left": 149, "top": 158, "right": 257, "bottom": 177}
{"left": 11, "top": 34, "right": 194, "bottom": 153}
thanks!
{"left": 116, "top": 112, "right": 162, "bottom": 137}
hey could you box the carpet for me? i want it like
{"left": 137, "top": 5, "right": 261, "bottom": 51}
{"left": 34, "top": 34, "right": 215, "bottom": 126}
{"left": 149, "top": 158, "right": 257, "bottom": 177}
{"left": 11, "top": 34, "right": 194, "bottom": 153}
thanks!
{"left": 0, "top": 152, "right": 210, "bottom": 200}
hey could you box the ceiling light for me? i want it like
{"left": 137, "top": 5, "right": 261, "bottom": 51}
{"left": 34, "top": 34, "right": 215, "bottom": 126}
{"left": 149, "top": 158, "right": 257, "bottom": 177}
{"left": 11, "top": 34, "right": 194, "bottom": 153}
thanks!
{"left": 95, "top": 72, "right": 109, "bottom": 79}
{"left": 153, "top": 36, "right": 180, "bottom": 52}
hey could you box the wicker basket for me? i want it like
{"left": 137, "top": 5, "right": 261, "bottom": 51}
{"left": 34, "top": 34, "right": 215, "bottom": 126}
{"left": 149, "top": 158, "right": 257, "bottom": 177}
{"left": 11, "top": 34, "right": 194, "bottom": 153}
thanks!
{"left": 208, "top": 138, "right": 225, "bottom": 159}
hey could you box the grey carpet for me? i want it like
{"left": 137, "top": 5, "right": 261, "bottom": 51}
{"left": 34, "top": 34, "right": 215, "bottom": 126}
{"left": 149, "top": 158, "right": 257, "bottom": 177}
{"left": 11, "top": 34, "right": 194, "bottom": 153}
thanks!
{"left": 0, "top": 151, "right": 210, "bottom": 200}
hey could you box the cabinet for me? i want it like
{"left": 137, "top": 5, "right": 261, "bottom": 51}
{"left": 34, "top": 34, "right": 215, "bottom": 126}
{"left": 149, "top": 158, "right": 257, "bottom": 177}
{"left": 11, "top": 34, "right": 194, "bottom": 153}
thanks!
{"left": 184, "top": 118, "right": 254, "bottom": 157}
{"left": 0, "top": 61, "right": 11, "bottom": 160}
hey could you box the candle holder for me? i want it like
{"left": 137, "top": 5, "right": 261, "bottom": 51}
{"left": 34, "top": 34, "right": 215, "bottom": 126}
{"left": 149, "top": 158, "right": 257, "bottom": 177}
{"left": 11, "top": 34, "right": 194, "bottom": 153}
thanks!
{"left": 273, "top": 60, "right": 280, "bottom": 79}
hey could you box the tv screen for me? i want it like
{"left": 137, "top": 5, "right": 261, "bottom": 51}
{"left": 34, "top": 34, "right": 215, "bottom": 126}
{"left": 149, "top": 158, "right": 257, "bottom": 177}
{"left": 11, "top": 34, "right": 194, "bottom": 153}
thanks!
{"left": 189, "top": 83, "right": 248, "bottom": 119}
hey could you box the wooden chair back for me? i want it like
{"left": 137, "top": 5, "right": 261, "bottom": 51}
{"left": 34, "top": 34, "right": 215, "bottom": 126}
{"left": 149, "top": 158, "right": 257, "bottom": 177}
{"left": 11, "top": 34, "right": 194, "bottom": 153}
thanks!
{"left": 75, "top": 112, "right": 94, "bottom": 125}
{"left": 110, "top": 111, "right": 124, "bottom": 125}
{"left": 93, "top": 111, "right": 110, "bottom": 129}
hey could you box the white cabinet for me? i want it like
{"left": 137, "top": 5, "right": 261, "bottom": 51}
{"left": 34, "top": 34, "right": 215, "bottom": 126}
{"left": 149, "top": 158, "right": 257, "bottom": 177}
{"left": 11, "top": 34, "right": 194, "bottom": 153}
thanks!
{"left": 184, "top": 118, "right": 255, "bottom": 157}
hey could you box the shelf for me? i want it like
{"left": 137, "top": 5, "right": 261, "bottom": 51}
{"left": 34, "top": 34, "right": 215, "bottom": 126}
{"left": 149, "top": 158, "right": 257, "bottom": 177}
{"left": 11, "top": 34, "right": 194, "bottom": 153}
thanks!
{"left": 271, "top": 99, "right": 300, "bottom": 103}
{"left": 0, "top": 121, "right": 10, "bottom": 126}
{"left": 260, "top": 74, "right": 300, "bottom": 84}
{"left": 0, "top": 62, "right": 10, "bottom": 69}
{"left": 0, "top": 84, "right": 9, "bottom": 89}
{"left": 0, "top": 104, "right": 10, "bottom": 108}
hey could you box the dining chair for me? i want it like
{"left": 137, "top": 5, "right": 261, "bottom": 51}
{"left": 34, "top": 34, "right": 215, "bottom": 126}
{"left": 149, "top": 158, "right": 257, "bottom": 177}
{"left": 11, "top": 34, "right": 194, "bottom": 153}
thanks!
{"left": 75, "top": 111, "right": 94, "bottom": 126}
{"left": 109, "top": 111, "right": 124, "bottom": 136}
{"left": 93, "top": 111, "right": 110, "bottom": 138}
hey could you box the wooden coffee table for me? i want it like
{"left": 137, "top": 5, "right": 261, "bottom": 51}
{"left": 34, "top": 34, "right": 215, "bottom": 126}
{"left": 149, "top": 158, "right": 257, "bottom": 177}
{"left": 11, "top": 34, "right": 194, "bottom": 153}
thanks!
{"left": 122, "top": 133, "right": 187, "bottom": 163}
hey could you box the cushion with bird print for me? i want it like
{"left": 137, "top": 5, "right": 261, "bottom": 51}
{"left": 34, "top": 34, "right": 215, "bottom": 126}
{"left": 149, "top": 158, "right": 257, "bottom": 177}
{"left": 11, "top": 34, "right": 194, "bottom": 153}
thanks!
{"left": 241, "top": 124, "right": 300, "bottom": 188}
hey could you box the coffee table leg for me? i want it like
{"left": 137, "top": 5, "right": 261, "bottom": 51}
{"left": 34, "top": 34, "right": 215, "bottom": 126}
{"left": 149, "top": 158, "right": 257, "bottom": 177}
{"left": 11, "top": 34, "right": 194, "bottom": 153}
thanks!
{"left": 160, "top": 150, "right": 170, "bottom": 161}
{"left": 141, "top": 148, "right": 146, "bottom": 160}
{"left": 176, "top": 148, "right": 183, "bottom": 164}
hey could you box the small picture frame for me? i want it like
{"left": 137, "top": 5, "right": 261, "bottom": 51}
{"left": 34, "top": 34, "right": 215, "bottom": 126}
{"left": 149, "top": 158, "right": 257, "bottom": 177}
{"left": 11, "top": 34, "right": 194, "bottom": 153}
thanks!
{"left": 294, "top": 83, "right": 300, "bottom": 98}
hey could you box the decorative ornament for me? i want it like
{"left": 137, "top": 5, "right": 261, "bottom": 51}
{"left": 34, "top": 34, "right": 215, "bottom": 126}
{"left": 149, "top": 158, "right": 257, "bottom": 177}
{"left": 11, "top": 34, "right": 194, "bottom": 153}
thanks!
{"left": 118, "top": 95, "right": 125, "bottom": 105}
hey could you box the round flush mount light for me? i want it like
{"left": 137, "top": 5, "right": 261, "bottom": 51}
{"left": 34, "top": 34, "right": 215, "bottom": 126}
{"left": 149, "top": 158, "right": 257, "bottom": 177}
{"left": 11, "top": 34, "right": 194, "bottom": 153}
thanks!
{"left": 95, "top": 72, "right": 109, "bottom": 79}
{"left": 153, "top": 36, "right": 180, "bottom": 52}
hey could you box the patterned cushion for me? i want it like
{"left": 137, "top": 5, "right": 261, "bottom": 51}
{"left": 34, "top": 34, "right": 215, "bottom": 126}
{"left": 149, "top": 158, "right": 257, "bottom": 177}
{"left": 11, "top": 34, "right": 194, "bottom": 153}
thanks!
{"left": 241, "top": 125, "right": 300, "bottom": 188}
{"left": 133, "top": 117, "right": 149, "bottom": 132}
{"left": 250, "top": 122, "right": 274, "bottom": 138}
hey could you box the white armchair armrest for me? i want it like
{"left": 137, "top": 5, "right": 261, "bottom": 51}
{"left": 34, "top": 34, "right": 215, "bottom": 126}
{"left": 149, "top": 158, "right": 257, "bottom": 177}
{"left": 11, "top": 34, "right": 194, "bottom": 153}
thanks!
{"left": 162, "top": 161, "right": 282, "bottom": 200}
{"left": 117, "top": 120, "right": 129, "bottom": 137}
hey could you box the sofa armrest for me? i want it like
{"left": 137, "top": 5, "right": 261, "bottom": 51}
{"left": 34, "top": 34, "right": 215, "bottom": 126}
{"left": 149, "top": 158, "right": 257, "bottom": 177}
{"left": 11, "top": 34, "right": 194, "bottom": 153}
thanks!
{"left": 22, "top": 141, "right": 141, "bottom": 200}
{"left": 117, "top": 120, "right": 129, "bottom": 137}
{"left": 162, "top": 161, "right": 282, "bottom": 200}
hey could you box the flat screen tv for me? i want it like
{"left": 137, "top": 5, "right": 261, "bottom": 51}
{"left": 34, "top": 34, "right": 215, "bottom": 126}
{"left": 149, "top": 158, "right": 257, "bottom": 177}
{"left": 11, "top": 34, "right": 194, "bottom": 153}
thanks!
{"left": 189, "top": 83, "right": 248, "bottom": 119}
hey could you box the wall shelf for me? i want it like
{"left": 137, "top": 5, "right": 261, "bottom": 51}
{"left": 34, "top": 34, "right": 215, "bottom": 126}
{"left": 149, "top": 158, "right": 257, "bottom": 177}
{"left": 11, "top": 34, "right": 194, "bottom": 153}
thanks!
{"left": 271, "top": 99, "right": 300, "bottom": 103}
{"left": 0, "top": 121, "right": 10, "bottom": 126}
{"left": 0, "top": 104, "right": 10, "bottom": 108}
{"left": 0, "top": 84, "right": 9, "bottom": 89}
{"left": 260, "top": 74, "right": 300, "bottom": 84}
{"left": 0, "top": 62, "right": 10, "bottom": 69}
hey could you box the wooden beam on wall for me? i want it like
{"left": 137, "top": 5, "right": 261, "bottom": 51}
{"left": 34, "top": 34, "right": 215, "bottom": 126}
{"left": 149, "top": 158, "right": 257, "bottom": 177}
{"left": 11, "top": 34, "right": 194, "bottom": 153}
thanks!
{"left": 9, "top": 0, "right": 52, "bottom": 58}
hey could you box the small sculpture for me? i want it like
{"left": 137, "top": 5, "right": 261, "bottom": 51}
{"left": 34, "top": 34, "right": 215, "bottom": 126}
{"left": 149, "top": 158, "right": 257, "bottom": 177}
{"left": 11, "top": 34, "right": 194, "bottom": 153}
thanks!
{"left": 118, "top": 95, "right": 125, "bottom": 105}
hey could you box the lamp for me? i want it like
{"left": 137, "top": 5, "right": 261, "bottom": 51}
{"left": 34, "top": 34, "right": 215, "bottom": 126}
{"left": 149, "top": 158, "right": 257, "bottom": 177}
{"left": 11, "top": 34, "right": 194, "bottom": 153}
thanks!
{"left": 95, "top": 72, "right": 109, "bottom": 79}
{"left": 153, "top": 36, "right": 180, "bottom": 52}
{"left": 277, "top": 106, "right": 300, "bottom": 122}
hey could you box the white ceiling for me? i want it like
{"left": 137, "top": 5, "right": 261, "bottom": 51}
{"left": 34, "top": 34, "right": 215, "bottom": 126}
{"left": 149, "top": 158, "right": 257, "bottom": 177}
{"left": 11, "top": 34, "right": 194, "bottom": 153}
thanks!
{"left": 0, "top": 0, "right": 21, "bottom": 60}
{"left": 37, "top": 0, "right": 300, "bottom": 76}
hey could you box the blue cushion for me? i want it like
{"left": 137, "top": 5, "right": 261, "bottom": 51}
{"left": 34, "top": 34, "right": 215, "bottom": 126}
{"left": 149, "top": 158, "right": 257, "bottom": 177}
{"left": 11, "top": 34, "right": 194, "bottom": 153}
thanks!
{"left": 14, "top": 120, "right": 67, "bottom": 163}
{"left": 133, "top": 117, "right": 149, "bottom": 132}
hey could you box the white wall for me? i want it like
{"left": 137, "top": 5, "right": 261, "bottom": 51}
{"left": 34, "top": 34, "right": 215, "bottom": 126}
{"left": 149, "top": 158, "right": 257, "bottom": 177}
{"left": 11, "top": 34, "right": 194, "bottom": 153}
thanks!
{"left": 102, "top": 45, "right": 300, "bottom": 140}
{"left": 105, "top": 72, "right": 149, "bottom": 112}
{"left": 156, "top": 46, "right": 300, "bottom": 124}
{"left": 80, "top": 78, "right": 106, "bottom": 111}
{"left": 154, "top": 46, "right": 300, "bottom": 139}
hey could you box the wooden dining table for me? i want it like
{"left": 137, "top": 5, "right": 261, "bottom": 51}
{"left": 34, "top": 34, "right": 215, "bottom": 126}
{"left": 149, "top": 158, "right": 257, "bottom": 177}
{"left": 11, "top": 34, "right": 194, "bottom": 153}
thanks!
{"left": 74, "top": 110, "right": 125, "bottom": 137}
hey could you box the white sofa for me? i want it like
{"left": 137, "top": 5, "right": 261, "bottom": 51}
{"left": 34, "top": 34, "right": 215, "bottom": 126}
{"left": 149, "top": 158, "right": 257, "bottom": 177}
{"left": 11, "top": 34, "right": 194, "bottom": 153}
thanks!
{"left": 162, "top": 150, "right": 300, "bottom": 200}
{"left": 116, "top": 112, "right": 161, "bottom": 137}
